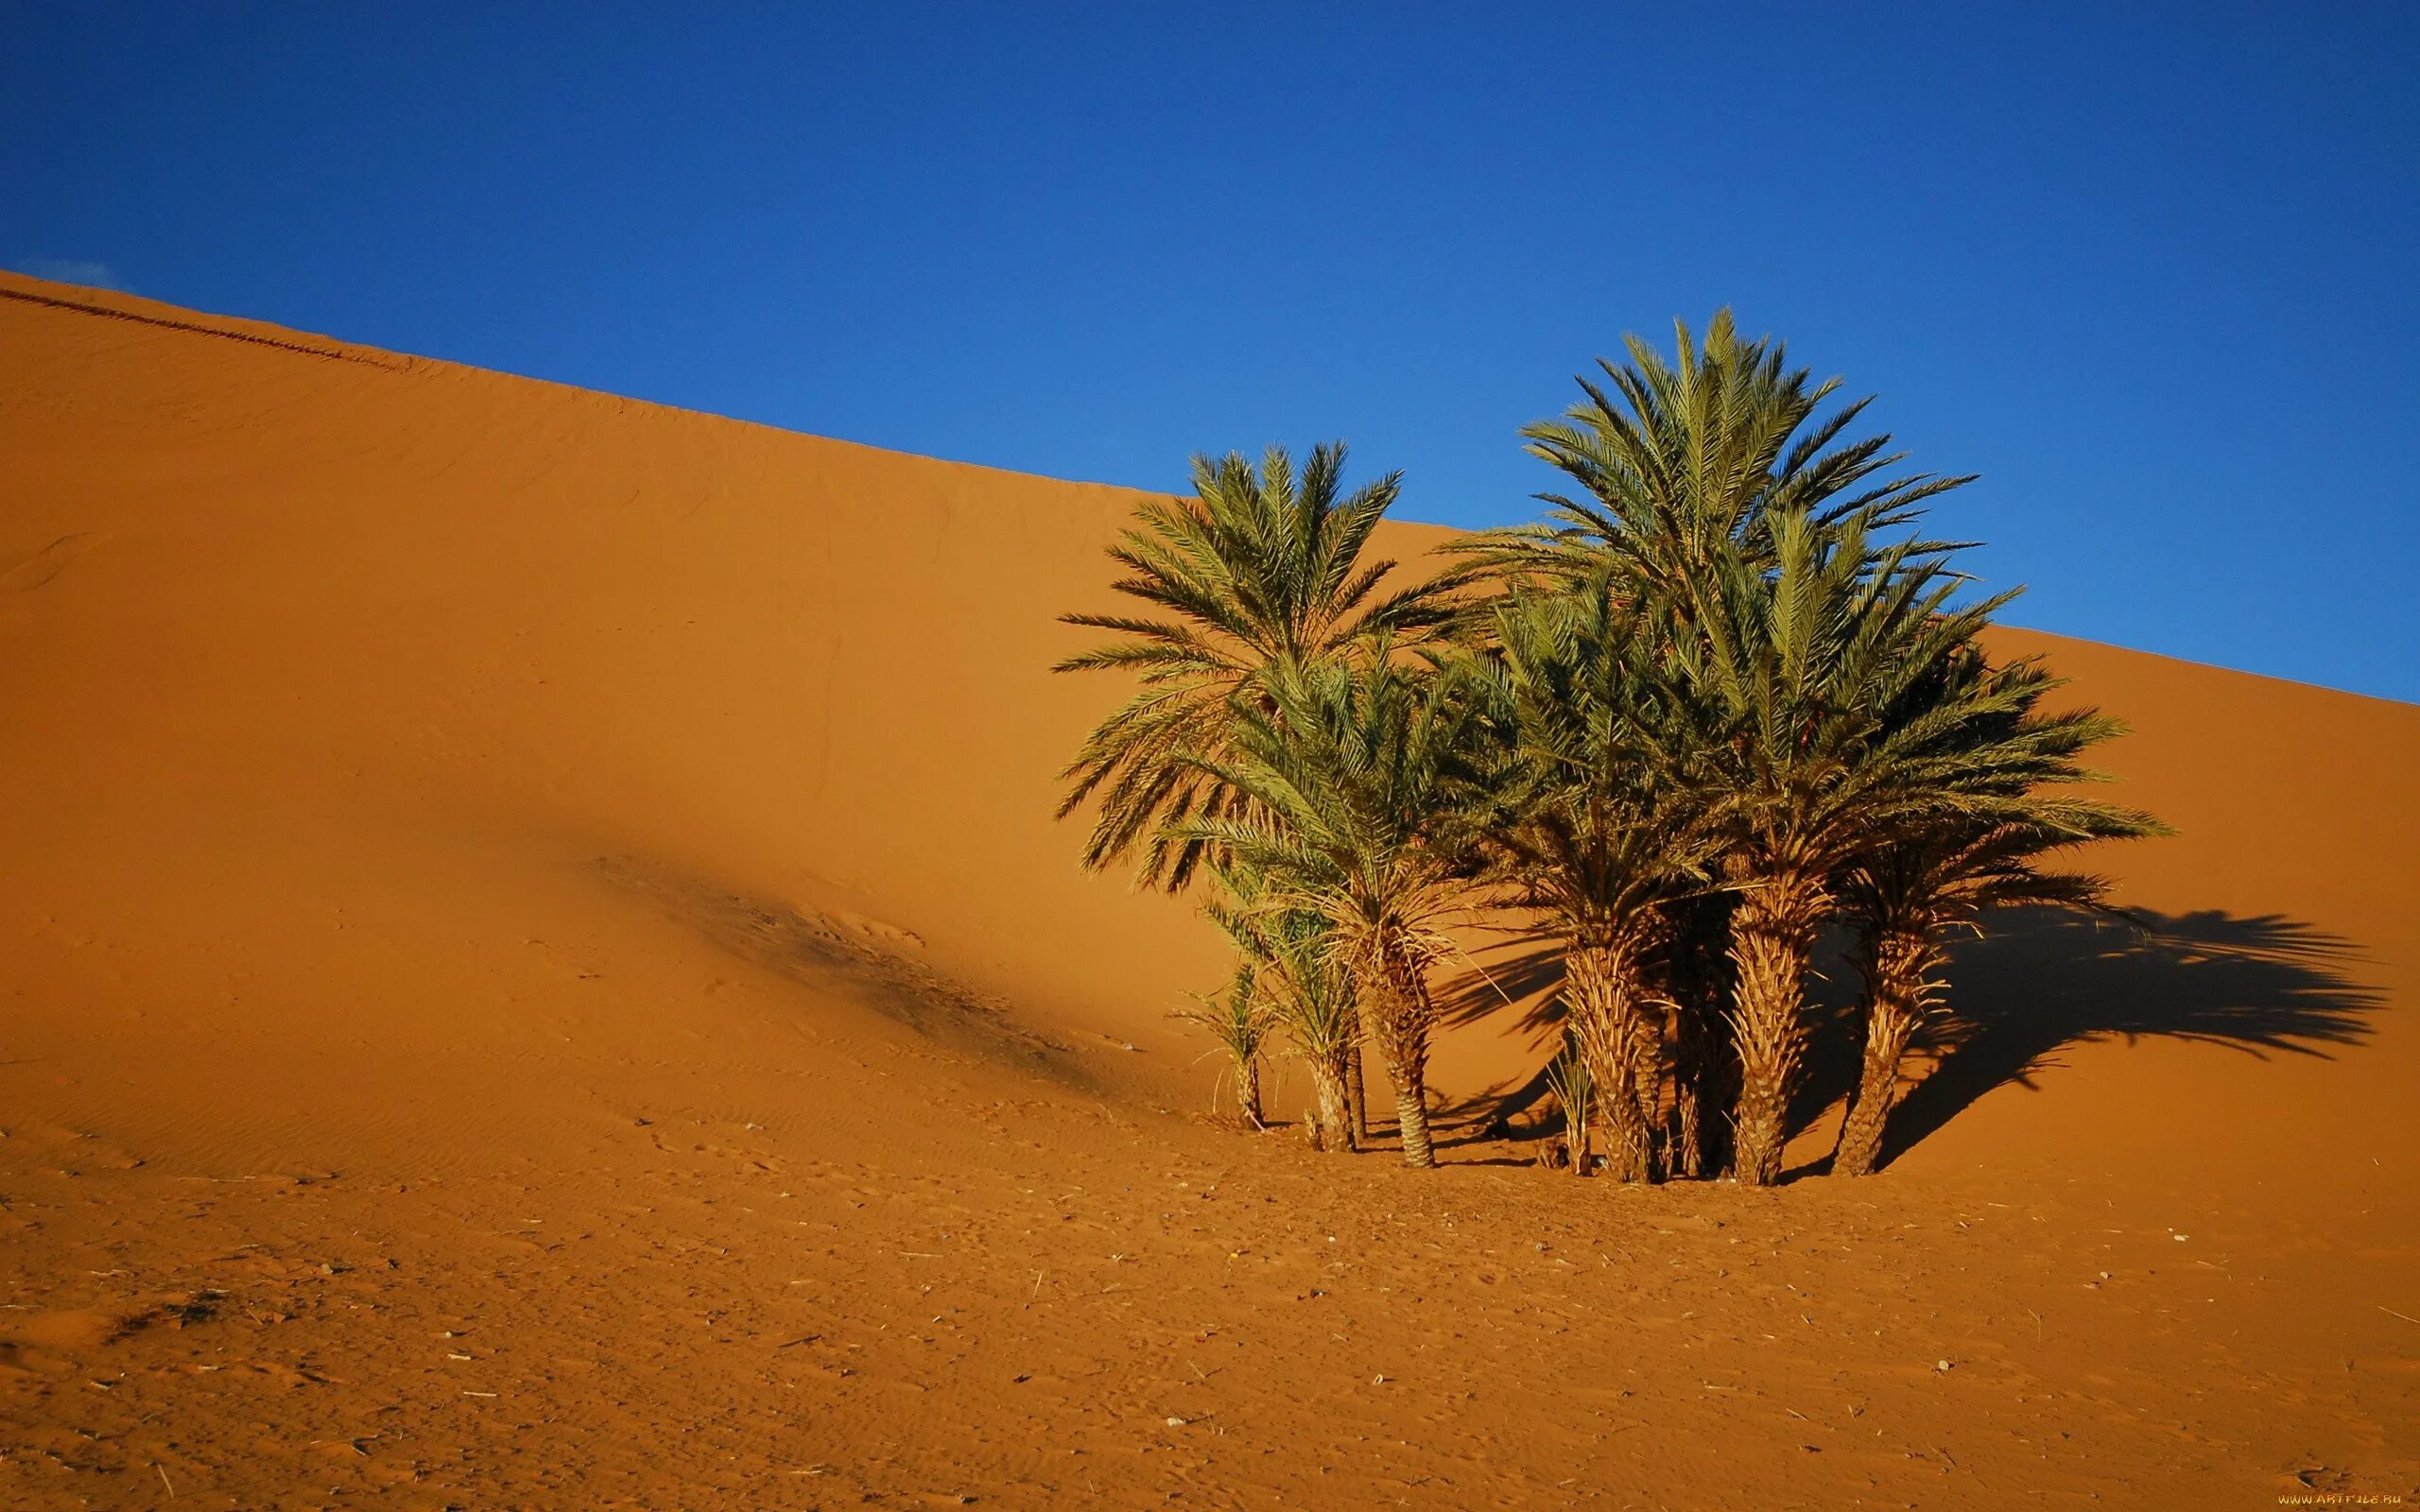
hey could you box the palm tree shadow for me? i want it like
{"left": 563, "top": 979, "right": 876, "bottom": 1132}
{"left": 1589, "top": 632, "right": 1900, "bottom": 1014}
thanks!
{"left": 1436, "top": 930, "right": 1566, "bottom": 1035}
{"left": 1428, "top": 932, "right": 1569, "bottom": 1152}
{"left": 1428, "top": 1065, "right": 1563, "bottom": 1154}
{"left": 1785, "top": 927, "right": 1868, "bottom": 1148}
{"left": 1878, "top": 905, "right": 2386, "bottom": 1167}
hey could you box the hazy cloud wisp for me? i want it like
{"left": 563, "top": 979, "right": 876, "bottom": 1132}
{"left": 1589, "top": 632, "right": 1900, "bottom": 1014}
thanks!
{"left": 9, "top": 257, "right": 124, "bottom": 291}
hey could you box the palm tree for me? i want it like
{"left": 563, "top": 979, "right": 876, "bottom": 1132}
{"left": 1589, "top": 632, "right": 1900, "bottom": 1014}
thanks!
{"left": 1454, "top": 313, "right": 1983, "bottom": 1183}
{"left": 1266, "top": 917, "right": 1363, "bottom": 1153}
{"left": 1831, "top": 652, "right": 2166, "bottom": 1176}
{"left": 1173, "top": 960, "right": 1275, "bottom": 1127}
{"left": 1462, "top": 579, "right": 1721, "bottom": 1181}
{"left": 1176, "top": 652, "right": 1482, "bottom": 1168}
{"left": 1201, "top": 860, "right": 1360, "bottom": 1151}
{"left": 1055, "top": 442, "right": 1461, "bottom": 890}
{"left": 1665, "top": 509, "right": 2034, "bottom": 1185}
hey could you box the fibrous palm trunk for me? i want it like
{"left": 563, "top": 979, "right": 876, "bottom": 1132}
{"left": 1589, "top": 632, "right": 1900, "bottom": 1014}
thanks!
{"left": 1564, "top": 936, "right": 1661, "bottom": 1183}
{"left": 1347, "top": 1042, "right": 1369, "bottom": 1145}
{"left": 1625, "top": 1006, "right": 1663, "bottom": 1174}
{"left": 1362, "top": 945, "right": 1439, "bottom": 1170}
{"left": 1670, "top": 1015, "right": 1710, "bottom": 1177}
{"left": 1726, "top": 871, "right": 1826, "bottom": 1186}
{"left": 1664, "top": 894, "right": 1735, "bottom": 1179}
{"left": 1835, "top": 923, "right": 1937, "bottom": 1177}
{"left": 1305, "top": 1051, "right": 1353, "bottom": 1152}
{"left": 1387, "top": 1056, "right": 1435, "bottom": 1169}
{"left": 1236, "top": 1050, "right": 1265, "bottom": 1128}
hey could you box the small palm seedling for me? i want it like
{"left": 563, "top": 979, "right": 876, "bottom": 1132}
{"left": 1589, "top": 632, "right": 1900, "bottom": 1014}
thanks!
{"left": 1542, "top": 1030, "right": 1597, "bottom": 1176}
{"left": 1202, "top": 860, "right": 1361, "bottom": 1151}
{"left": 1174, "top": 964, "right": 1277, "bottom": 1127}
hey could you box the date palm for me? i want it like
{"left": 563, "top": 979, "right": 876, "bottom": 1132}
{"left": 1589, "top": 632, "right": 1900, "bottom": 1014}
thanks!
{"left": 1201, "top": 859, "right": 1360, "bottom": 1151}
{"left": 1264, "top": 916, "right": 1363, "bottom": 1153}
{"left": 1832, "top": 653, "right": 2166, "bottom": 1175}
{"left": 1463, "top": 578, "right": 1722, "bottom": 1181}
{"left": 1457, "top": 311, "right": 1979, "bottom": 1181}
{"left": 1174, "top": 960, "right": 1275, "bottom": 1127}
{"left": 1055, "top": 442, "right": 1460, "bottom": 890}
{"left": 1667, "top": 509, "right": 2032, "bottom": 1184}
{"left": 1176, "top": 651, "right": 1483, "bottom": 1168}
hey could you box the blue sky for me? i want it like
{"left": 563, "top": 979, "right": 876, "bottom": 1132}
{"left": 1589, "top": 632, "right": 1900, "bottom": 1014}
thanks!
{"left": 7, "top": 4, "right": 2415, "bottom": 700}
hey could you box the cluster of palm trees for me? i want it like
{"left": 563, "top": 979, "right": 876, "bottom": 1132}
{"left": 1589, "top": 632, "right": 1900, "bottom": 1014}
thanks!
{"left": 1056, "top": 314, "right": 2163, "bottom": 1185}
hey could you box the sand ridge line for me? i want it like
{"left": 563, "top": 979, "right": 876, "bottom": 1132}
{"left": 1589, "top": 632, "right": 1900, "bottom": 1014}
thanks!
{"left": 0, "top": 284, "right": 410, "bottom": 372}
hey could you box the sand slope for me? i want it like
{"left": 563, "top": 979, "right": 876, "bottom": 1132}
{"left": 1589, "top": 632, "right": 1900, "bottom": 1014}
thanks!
{"left": 2, "top": 272, "right": 2412, "bottom": 1508}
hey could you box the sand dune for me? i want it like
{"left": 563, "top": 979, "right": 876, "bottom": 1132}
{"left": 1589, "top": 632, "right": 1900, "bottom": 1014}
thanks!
{"left": 3, "top": 271, "right": 2412, "bottom": 1507}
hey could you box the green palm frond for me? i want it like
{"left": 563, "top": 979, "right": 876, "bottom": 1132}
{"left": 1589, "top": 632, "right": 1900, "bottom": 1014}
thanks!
{"left": 1055, "top": 442, "right": 1466, "bottom": 889}
{"left": 1170, "top": 650, "right": 1484, "bottom": 972}
{"left": 1835, "top": 645, "right": 2171, "bottom": 939}
{"left": 1457, "top": 573, "right": 1725, "bottom": 943}
{"left": 1174, "top": 962, "right": 1277, "bottom": 1065}
{"left": 1651, "top": 504, "right": 2166, "bottom": 893}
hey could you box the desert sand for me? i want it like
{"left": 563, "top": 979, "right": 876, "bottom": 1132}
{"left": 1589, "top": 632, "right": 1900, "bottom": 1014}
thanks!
{"left": 2, "top": 270, "right": 2412, "bottom": 1508}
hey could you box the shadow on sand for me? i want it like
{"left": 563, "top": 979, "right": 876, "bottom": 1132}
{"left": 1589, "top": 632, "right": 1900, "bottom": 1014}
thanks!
{"left": 1872, "top": 906, "right": 2383, "bottom": 1167}
{"left": 1426, "top": 933, "right": 1567, "bottom": 1155}
{"left": 592, "top": 854, "right": 1096, "bottom": 1091}
{"left": 1422, "top": 906, "right": 2385, "bottom": 1174}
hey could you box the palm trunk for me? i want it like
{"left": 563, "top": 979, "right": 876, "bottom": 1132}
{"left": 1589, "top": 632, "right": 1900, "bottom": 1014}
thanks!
{"left": 1361, "top": 942, "right": 1439, "bottom": 1170}
{"left": 1671, "top": 1045, "right": 1708, "bottom": 1178}
{"left": 1388, "top": 1055, "right": 1435, "bottom": 1169}
{"left": 1236, "top": 1050, "right": 1265, "bottom": 1128}
{"left": 1727, "top": 871, "right": 1826, "bottom": 1187}
{"left": 1346, "top": 1041, "right": 1369, "bottom": 1145}
{"left": 1306, "top": 1052, "right": 1352, "bottom": 1153}
{"left": 1564, "top": 937, "right": 1660, "bottom": 1183}
{"left": 1836, "top": 924, "right": 1935, "bottom": 1177}
{"left": 1627, "top": 1004, "right": 1664, "bottom": 1175}
{"left": 1665, "top": 894, "right": 1735, "bottom": 1179}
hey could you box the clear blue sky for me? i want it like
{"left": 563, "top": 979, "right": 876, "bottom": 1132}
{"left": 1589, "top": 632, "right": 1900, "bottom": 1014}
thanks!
{"left": 7, "top": 4, "right": 2415, "bottom": 700}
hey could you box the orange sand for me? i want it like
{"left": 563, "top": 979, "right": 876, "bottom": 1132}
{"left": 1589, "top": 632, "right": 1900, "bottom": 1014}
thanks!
{"left": 3, "top": 271, "right": 2412, "bottom": 1508}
